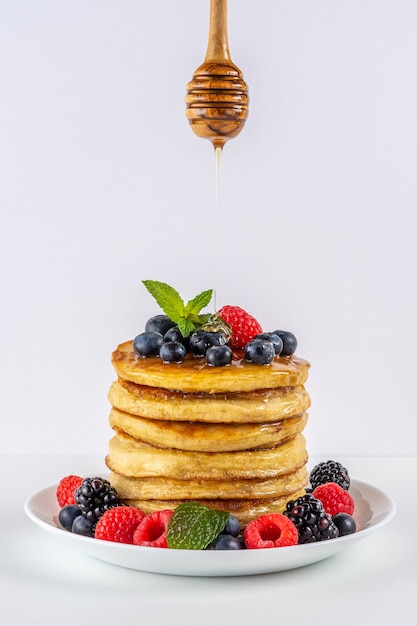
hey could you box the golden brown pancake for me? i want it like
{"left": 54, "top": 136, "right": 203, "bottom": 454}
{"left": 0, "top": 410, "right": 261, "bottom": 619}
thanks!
{"left": 109, "top": 407, "right": 308, "bottom": 452}
{"left": 108, "top": 378, "right": 311, "bottom": 424}
{"left": 108, "top": 465, "right": 307, "bottom": 500}
{"left": 106, "top": 429, "right": 308, "bottom": 480}
{"left": 121, "top": 490, "right": 306, "bottom": 527}
{"left": 112, "top": 340, "right": 310, "bottom": 393}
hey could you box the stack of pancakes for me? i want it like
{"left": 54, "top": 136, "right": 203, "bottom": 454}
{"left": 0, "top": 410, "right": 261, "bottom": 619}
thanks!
{"left": 106, "top": 340, "right": 311, "bottom": 526}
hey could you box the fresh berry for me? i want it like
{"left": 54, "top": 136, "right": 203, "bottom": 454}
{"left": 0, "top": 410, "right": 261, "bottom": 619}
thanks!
{"left": 159, "top": 340, "right": 186, "bottom": 363}
{"left": 145, "top": 314, "right": 176, "bottom": 335}
{"left": 254, "top": 332, "right": 283, "bottom": 355}
{"left": 189, "top": 330, "right": 227, "bottom": 357}
{"left": 205, "top": 344, "right": 233, "bottom": 366}
{"left": 163, "top": 326, "right": 190, "bottom": 349}
{"left": 309, "top": 460, "right": 351, "bottom": 491}
{"left": 332, "top": 513, "right": 357, "bottom": 536}
{"left": 222, "top": 514, "right": 241, "bottom": 537}
{"left": 74, "top": 477, "right": 120, "bottom": 523}
{"left": 244, "top": 338, "right": 275, "bottom": 365}
{"left": 94, "top": 506, "right": 145, "bottom": 544}
{"left": 58, "top": 505, "right": 83, "bottom": 531}
{"left": 244, "top": 513, "right": 299, "bottom": 549}
{"left": 206, "top": 534, "right": 243, "bottom": 550}
{"left": 56, "top": 475, "right": 83, "bottom": 507}
{"left": 312, "top": 482, "right": 355, "bottom": 516}
{"left": 217, "top": 305, "right": 263, "bottom": 349}
{"left": 72, "top": 515, "right": 95, "bottom": 537}
{"left": 133, "top": 509, "right": 174, "bottom": 548}
{"left": 272, "top": 330, "right": 297, "bottom": 356}
{"left": 133, "top": 332, "right": 164, "bottom": 357}
{"left": 283, "top": 494, "right": 339, "bottom": 543}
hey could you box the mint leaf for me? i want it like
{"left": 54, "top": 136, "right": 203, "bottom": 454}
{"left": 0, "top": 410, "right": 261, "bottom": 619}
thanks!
{"left": 177, "top": 317, "right": 195, "bottom": 338}
{"left": 167, "top": 502, "right": 229, "bottom": 550}
{"left": 142, "top": 280, "right": 185, "bottom": 322}
{"left": 184, "top": 289, "right": 213, "bottom": 317}
{"left": 142, "top": 280, "right": 213, "bottom": 338}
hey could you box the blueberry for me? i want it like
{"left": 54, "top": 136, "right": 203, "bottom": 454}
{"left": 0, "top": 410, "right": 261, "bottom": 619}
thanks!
{"left": 205, "top": 344, "right": 233, "bottom": 367}
{"left": 222, "top": 514, "right": 240, "bottom": 537}
{"left": 133, "top": 332, "right": 164, "bottom": 357}
{"left": 254, "top": 332, "right": 283, "bottom": 356}
{"left": 190, "top": 331, "right": 227, "bottom": 357}
{"left": 244, "top": 338, "right": 275, "bottom": 365}
{"left": 58, "top": 505, "right": 83, "bottom": 531}
{"left": 163, "top": 326, "right": 190, "bottom": 350}
{"left": 145, "top": 315, "right": 176, "bottom": 335}
{"left": 332, "top": 513, "right": 357, "bottom": 536}
{"left": 71, "top": 515, "right": 94, "bottom": 537}
{"left": 159, "top": 340, "right": 187, "bottom": 363}
{"left": 206, "top": 534, "right": 243, "bottom": 550}
{"left": 272, "top": 330, "right": 297, "bottom": 356}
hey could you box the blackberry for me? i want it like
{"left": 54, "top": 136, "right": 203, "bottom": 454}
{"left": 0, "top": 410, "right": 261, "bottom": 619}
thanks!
{"left": 283, "top": 494, "right": 339, "bottom": 543}
{"left": 74, "top": 477, "right": 120, "bottom": 523}
{"left": 309, "top": 460, "right": 351, "bottom": 491}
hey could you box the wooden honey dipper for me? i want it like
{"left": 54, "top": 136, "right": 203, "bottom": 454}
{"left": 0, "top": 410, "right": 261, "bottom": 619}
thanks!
{"left": 185, "top": 0, "right": 249, "bottom": 149}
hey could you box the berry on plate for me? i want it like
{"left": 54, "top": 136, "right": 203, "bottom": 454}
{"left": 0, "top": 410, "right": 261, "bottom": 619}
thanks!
{"left": 133, "top": 509, "right": 174, "bottom": 548}
{"left": 56, "top": 475, "right": 83, "bottom": 507}
{"left": 312, "top": 482, "right": 355, "bottom": 516}
{"left": 94, "top": 506, "right": 145, "bottom": 544}
{"left": 58, "top": 505, "right": 83, "bottom": 531}
{"left": 309, "top": 460, "right": 350, "bottom": 491}
{"left": 283, "top": 494, "right": 339, "bottom": 543}
{"left": 332, "top": 513, "right": 357, "bottom": 536}
{"left": 74, "top": 477, "right": 120, "bottom": 523}
{"left": 217, "top": 305, "right": 263, "bottom": 349}
{"left": 243, "top": 513, "right": 298, "bottom": 549}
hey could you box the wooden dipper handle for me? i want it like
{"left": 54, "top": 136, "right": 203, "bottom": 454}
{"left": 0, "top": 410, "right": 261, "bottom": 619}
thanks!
{"left": 185, "top": 0, "right": 249, "bottom": 149}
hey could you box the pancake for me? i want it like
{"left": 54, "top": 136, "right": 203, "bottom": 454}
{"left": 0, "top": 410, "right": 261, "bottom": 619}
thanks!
{"left": 108, "top": 378, "right": 311, "bottom": 424}
{"left": 108, "top": 465, "right": 308, "bottom": 500}
{"left": 109, "top": 406, "right": 308, "bottom": 452}
{"left": 112, "top": 340, "right": 310, "bottom": 393}
{"left": 106, "top": 429, "right": 308, "bottom": 480}
{"left": 121, "top": 490, "right": 307, "bottom": 527}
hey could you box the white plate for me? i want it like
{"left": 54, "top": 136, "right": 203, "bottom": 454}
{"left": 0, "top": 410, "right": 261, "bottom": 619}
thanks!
{"left": 24, "top": 479, "right": 395, "bottom": 577}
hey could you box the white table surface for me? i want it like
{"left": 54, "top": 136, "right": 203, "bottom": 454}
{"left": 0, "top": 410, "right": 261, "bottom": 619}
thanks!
{"left": 1, "top": 455, "right": 415, "bottom": 625}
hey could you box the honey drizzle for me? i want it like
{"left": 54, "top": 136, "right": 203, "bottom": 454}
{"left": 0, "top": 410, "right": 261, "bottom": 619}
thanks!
{"left": 213, "top": 146, "right": 222, "bottom": 312}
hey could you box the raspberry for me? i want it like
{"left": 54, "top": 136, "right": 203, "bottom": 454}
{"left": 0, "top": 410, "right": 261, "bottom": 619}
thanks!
{"left": 133, "top": 509, "right": 174, "bottom": 548}
{"left": 312, "top": 482, "right": 355, "bottom": 516}
{"left": 94, "top": 506, "right": 145, "bottom": 544}
{"left": 283, "top": 494, "right": 339, "bottom": 543}
{"left": 217, "top": 305, "right": 263, "bottom": 349}
{"left": 56, "top": 475, "right": 83, "bottom": 507}
{"left": 74, "top": 477, "right": 120, "bottom": 523}
{"left": 309, "top": 460, "right": 350, "bottom": 491}
{"left": 243, "top": 513, "right": 298, "bottom": 549}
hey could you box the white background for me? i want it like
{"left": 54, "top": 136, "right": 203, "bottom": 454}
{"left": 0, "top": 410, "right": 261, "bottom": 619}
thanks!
{"left": 1, "top": 0, "right": 416, "bottom": 458}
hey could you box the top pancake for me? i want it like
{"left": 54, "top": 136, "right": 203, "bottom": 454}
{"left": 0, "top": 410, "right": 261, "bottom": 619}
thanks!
{"left": 112, "top": 340, "right": 310, "bottom": 393}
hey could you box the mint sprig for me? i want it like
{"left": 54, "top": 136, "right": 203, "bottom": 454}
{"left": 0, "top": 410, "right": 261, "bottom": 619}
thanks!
{"left": 142, "top": 280, "right": 213, "bottom": 338}
{"left": 166, "top": 502, "right": 229, "bottom": 550}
